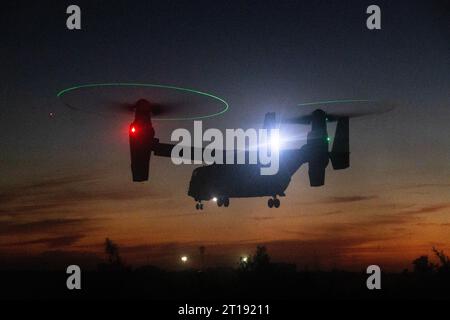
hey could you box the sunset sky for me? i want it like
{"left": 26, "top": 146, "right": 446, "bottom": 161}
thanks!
{"left": 1, "top": 0, "right": 449, "bottom": 271}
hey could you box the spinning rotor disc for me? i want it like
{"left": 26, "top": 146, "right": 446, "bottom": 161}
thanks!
{"left": 57, "top": 83, "right": 230, "bottom": 121}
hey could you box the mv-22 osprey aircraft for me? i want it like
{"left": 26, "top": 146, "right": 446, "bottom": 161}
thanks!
{"left": 126, "top": 99, "right": 387, "bottom": 210}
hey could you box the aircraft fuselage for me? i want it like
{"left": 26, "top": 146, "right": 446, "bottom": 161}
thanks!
{"left": 187, "top": 149, "right": 308, "bottom": 202}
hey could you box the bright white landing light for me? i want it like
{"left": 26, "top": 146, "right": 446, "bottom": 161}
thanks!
{"left": 212, "top": 197, "right": 218, "bottom": 202}
{"left": 181, "top": 256, "right": 188, "bottom": 263}
{"left": 270, "top": 132, "right": 281, "bottom": 151}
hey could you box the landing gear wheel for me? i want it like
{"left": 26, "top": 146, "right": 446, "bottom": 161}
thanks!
{"left": 196, "top": 202, "right": 203, "bottom": 210}
{"left": 274, "top": 198, "right": 280, "bottom": 208}
{"left": 217, "top": 198, "right": 224, "bottom": 207}
{"left": 268, "top": 198, "right": 274, "bottom": 208}
{"left": 224, "top": 198, "right": 230, "bottom": 207}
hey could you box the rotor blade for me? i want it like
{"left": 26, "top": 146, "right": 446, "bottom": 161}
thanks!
{"left": 149, "top": 102, "right": 183, "bottom": 116}
{"left": 282, "top": 100, "right": 396, "bottom": 124}
{"left": 281, "top": 115, "right": 312, "bottom": 124}
{"left": 103, "top": 99, "right": 184, "bottom": 116}
{"left": 101, "top": 99, "right": 136, "bottom": 114}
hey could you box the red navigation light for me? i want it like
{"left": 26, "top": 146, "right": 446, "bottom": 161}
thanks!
{"left": 130, "top": 126, "right": 137, "bottom": 134}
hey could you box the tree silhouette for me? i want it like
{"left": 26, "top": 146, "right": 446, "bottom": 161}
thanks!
{"left": 412, "top": 255, "right": 434, "bottom": 275}
{"left": 254, "top": 246, "right": 270, "bottom": 266}
{"left": 432, "top": 247, "right": 450, "bottom": 273}
{"left": 245, "top": 245, "right": 271, "bottom": 272}
{"left": 105, "top": 238, "right": 122, "bottom": 266}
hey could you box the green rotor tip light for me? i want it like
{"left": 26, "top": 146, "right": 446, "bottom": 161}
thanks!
{"left": 56, "top": 82, "right": 229, "bottom": 121}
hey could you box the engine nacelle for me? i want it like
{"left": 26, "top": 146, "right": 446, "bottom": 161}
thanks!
{"left": 308, "top": 162, "right": 326, "bottom": 187}
{"left": 330, "top": 117, "right": 350, "bottom": 170}
{"left": 129, "top": 122, "right": 154, "bottom": 181}
{"left": 306, "top": 109, "right": 329, "bottom": 187}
